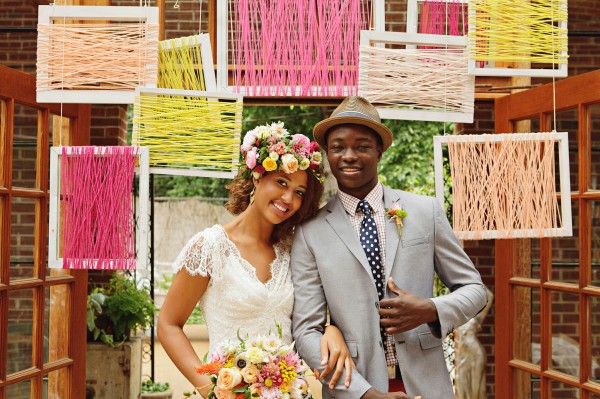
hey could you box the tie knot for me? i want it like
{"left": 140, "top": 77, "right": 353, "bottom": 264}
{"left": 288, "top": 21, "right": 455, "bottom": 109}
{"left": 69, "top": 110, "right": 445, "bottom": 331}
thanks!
{"left": 357, "top": 200, "right": 372, "bottom": 215}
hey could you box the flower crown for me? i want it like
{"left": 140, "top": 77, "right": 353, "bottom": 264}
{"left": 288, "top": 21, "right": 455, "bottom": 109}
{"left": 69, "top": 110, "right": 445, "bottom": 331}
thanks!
{"left": 240, "top": 122, "right": 324, "bottom": 182}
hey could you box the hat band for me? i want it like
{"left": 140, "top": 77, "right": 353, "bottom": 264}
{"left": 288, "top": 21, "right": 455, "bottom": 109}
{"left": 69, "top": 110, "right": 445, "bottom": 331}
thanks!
{"left": 333, "top": 111, "right": 378, "bottom": 122}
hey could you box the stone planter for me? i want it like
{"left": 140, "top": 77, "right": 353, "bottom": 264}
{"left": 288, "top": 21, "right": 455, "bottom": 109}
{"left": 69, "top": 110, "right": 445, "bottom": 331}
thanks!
{"left": 86, "top": 336, "right": 142, "bottom": 399}
{"left": 141, "top": 388, "right": 174, "bottom": 399}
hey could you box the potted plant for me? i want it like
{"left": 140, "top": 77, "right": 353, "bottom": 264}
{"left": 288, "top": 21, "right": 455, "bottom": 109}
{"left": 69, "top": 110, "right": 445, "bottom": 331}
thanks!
{"left": 85, "top": 272, "right": 157, "bottom": 399}
{"left": 87, "top": 272, "right": 156, "bottom": 346}
{"left": 141, "top": 379, "right": 173, "bottom": 399}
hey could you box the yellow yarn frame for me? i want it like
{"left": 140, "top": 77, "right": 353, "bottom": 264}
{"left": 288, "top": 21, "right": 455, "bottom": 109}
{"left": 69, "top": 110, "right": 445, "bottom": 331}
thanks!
{"left": 467, "top": 0, "right": 568, "bottom": 77}
{"left": 132, "top": 88, "right": 243, "bottom": 178}
{"left": 158, "top": 33, "right": 217, "bottom": 92}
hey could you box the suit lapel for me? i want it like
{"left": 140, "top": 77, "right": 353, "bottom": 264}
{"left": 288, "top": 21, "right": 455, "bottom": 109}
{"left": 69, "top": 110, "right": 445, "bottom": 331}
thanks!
{"left": 383, "top": 186, "right": 402, "bottom": 282}
{"left": 325, "top": 196, "right": 374, "bottom": 285}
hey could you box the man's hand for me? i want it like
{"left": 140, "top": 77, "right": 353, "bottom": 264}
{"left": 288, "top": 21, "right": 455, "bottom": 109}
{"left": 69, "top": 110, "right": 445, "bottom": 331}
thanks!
{"left": 360, "top": 387, "right": 422, "bottom": 399}
{"left": 379, "top": 277, "right": 439, "bottom": 334}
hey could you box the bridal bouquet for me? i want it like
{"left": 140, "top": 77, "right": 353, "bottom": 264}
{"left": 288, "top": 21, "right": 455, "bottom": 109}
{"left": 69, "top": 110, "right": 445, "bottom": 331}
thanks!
{"left": 194, "top": 325, "right": 313, "bottom": 399}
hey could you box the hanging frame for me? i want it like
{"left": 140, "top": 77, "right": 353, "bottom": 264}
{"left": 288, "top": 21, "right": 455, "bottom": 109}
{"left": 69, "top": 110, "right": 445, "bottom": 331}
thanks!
{"left": 433, "top": 132, "right": 572, "bottom": 240}
{"left": 132, "top": 87, "right": 243, "bottom": 178}
{"left": 359, "top": 30, "right": 474, "bottom": 123}
{"left": 37, "top": 5, "right": 159, "bottom": 104}
{"left": 48, "top": 146, "right": 150, "bottom": 269}
{"left": 467, "top": 0, "right": 568, "bottom": 77}
{"left": 216, "top": 0, "right": 383, "bottom": 96}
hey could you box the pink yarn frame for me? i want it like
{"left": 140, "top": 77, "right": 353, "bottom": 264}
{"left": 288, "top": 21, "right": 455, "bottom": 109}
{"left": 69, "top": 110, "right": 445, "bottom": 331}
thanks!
{"left": 59, "top": 146, "right": 139, "bottom": 270}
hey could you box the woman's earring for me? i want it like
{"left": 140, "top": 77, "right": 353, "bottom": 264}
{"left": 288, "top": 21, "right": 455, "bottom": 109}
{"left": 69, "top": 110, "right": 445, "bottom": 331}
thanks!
{"left": 249, "top": 187, "right": 256, "bottom": 205}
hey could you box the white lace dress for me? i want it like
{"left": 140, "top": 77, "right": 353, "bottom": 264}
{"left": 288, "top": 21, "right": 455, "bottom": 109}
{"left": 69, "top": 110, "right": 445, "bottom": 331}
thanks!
{"left": 173, "top": 225, "right": 294, "bottom": 352}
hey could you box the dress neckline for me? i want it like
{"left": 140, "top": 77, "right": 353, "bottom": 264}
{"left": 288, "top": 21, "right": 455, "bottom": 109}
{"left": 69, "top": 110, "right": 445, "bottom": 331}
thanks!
{"left": 216, "top": 225, "right": 281, "bottom": 286}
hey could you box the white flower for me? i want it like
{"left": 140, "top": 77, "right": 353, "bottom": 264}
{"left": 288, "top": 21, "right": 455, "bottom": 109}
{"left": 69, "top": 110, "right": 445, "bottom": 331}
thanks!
{"left": 269, "top": 151, "right": 280, "bottom": 161}
{"left": 298, "top": 158, "right": 310, "bottom": 170}
{"left": 263, "top": 334, "right": 283, "bottom": 354}
{"left": 311, "top": 151, "right": 322, "bottom": 164}
{"left": 243, "top": 347, "right": 267, "bottom": 364}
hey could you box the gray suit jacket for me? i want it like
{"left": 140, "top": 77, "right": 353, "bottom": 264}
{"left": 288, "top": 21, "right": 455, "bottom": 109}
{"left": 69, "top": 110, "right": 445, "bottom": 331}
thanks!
{"left": 291, "top": 185, "right": 487, "bottom": 399}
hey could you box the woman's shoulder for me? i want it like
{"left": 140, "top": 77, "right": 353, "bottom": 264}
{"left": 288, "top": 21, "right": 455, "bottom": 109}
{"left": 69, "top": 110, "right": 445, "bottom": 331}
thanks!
{"left": 186, "top": 224, "right": 227, "bottom": 246}
{"left": 173, "top": 225, "right": 228, "bottom": 276}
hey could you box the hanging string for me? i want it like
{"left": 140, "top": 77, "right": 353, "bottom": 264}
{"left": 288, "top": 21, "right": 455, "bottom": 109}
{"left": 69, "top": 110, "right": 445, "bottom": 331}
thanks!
{"left": 158, "top": 35, "right": 208, "bottom": 90}
{"left": 198, "top": 0, "right": 203, "bottom": 33}
{"left": 551, "top": 0, "right": 557, "bottom": 132}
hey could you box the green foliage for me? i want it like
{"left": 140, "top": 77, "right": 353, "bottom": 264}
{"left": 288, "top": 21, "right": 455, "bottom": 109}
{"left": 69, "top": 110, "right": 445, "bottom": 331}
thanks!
{"left": 377, "top": 120, "right": 450, "bottom": 196}
{"left": 152, "top": 106, "right": 324, "bottom": 199}
{"left": 87, "top": 273, "right": 157, "bottom": 346}
{"left": 141, "top": 379, "right": 170, "bottom": 393}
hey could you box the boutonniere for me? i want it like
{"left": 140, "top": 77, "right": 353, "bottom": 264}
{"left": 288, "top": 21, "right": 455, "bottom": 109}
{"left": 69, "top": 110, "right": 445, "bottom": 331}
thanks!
{"left": 385, "top": 202, "right": 408, "bottom": 238}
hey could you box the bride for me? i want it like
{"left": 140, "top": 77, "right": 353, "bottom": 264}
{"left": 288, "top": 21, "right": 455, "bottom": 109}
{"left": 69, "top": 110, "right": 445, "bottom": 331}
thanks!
{"left": 158, "top": 123, "right": 355, "bottom": 398}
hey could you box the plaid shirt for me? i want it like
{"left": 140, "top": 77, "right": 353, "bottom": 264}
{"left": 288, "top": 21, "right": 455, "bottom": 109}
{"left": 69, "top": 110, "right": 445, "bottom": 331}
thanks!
{"left": 337, "top": 184, "right": 398, "bottom": 367}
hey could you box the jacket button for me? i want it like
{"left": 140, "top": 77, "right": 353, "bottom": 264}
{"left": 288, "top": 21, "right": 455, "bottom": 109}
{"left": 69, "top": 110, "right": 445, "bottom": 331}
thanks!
{"left": 375, "top": 302, "right": 380, "bottom": 309}
{"left": 379, "top": 341, "right": 383, "bottom": 348}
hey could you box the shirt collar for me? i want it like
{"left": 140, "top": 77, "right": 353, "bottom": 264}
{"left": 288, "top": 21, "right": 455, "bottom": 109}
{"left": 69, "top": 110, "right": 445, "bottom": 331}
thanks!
{"left": 338, "top": 183, "right": 384, "bottom": 216}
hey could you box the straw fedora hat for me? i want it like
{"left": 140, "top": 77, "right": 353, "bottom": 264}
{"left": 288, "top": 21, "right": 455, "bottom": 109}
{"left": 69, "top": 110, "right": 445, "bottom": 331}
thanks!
{"left": 313, "top": 96, "right": 393, "bottom": 151}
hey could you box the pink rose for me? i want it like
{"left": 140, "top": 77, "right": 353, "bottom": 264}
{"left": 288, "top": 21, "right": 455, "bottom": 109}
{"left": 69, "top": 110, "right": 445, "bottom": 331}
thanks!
{"left": 245, "top": 147, "right": 257, "bottom": 169}
{"left": 270, "top": 141, "right": 287, "bottom": 155}
{"left": 280, "top": 153, "right": 299, "bottom": 174}
{"left": 309, "top": 141, "right": 320, "bottom": 153}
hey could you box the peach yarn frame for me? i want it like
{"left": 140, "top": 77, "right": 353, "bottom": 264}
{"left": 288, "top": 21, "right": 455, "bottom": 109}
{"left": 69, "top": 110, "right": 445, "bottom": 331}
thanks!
{"left": 359, "top": 30, "right": 474, "bottom": 123}
{"left": 433, "top": 132, "right": 572, "bottom": 240}
{"left": 37, "top": 5, "right": 159, "bottom": 104}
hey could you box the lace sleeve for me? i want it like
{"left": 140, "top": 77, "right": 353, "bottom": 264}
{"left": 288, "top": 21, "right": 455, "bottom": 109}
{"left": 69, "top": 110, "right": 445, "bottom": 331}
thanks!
{"left": 173, "top": 230, "right": 214, "bottom": 277}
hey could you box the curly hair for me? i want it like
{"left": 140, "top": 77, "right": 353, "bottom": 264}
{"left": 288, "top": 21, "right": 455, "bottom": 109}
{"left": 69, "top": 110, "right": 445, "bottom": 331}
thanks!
{"left": 225, "top": 169, "right": 324, "bottom": 243}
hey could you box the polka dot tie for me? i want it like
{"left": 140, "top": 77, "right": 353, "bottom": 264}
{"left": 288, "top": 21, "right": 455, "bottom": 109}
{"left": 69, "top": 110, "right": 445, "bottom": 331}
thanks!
{"left": 357, "top": 200, "right": 387, "bottom": 349}
{"left": 357, "top": 200, "right": 384, "bottom": 300}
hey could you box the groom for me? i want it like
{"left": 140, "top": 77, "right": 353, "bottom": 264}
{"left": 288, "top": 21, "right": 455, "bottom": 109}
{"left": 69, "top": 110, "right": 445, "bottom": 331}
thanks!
{"left": 291, "top": 96, "right": 487, "bottom": 399}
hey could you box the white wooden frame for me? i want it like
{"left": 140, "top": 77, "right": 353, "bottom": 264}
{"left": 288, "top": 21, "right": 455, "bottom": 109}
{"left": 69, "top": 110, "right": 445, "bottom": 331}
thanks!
{"left": 433, "top": 132, "right": 572, "bottom": 239}
{"left": 159, "top": 33, "right": 217, "bottom": 92}
{"left": 37, "top": 5, "right": 159, "bottom": 104}
{"left": 133, "top": 87, "right": 242, "bottom": 179}
{"left": 467, "top": 3, "right": 568, "bottom": 77}
{"left": 359, "top": 30, "right": 474, "bottom": 123}
{"left": 216, "top": 0, "right": 384, "bottom": 95}
{"left": 48, "top": 146, "right": 150, "bottom": 269}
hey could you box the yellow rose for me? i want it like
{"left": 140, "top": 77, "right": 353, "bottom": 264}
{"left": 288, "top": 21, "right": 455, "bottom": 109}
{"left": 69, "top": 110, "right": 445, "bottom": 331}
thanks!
{"left": 280, "top": 153, "right": 299, "bottom": 174}
{"left": 241, "top": 364, "right": 259, "bottom": 383}
{"left": 262, "top": 157, "right": 277, "bottom": 172}
{"left": 216, "top": 367, "right": 243, "bottom": 390}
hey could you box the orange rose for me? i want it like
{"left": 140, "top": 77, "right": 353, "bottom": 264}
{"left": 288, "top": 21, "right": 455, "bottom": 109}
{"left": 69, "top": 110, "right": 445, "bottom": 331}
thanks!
{"left": 217, "top": 368, "right": 243, "bottom": 390}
